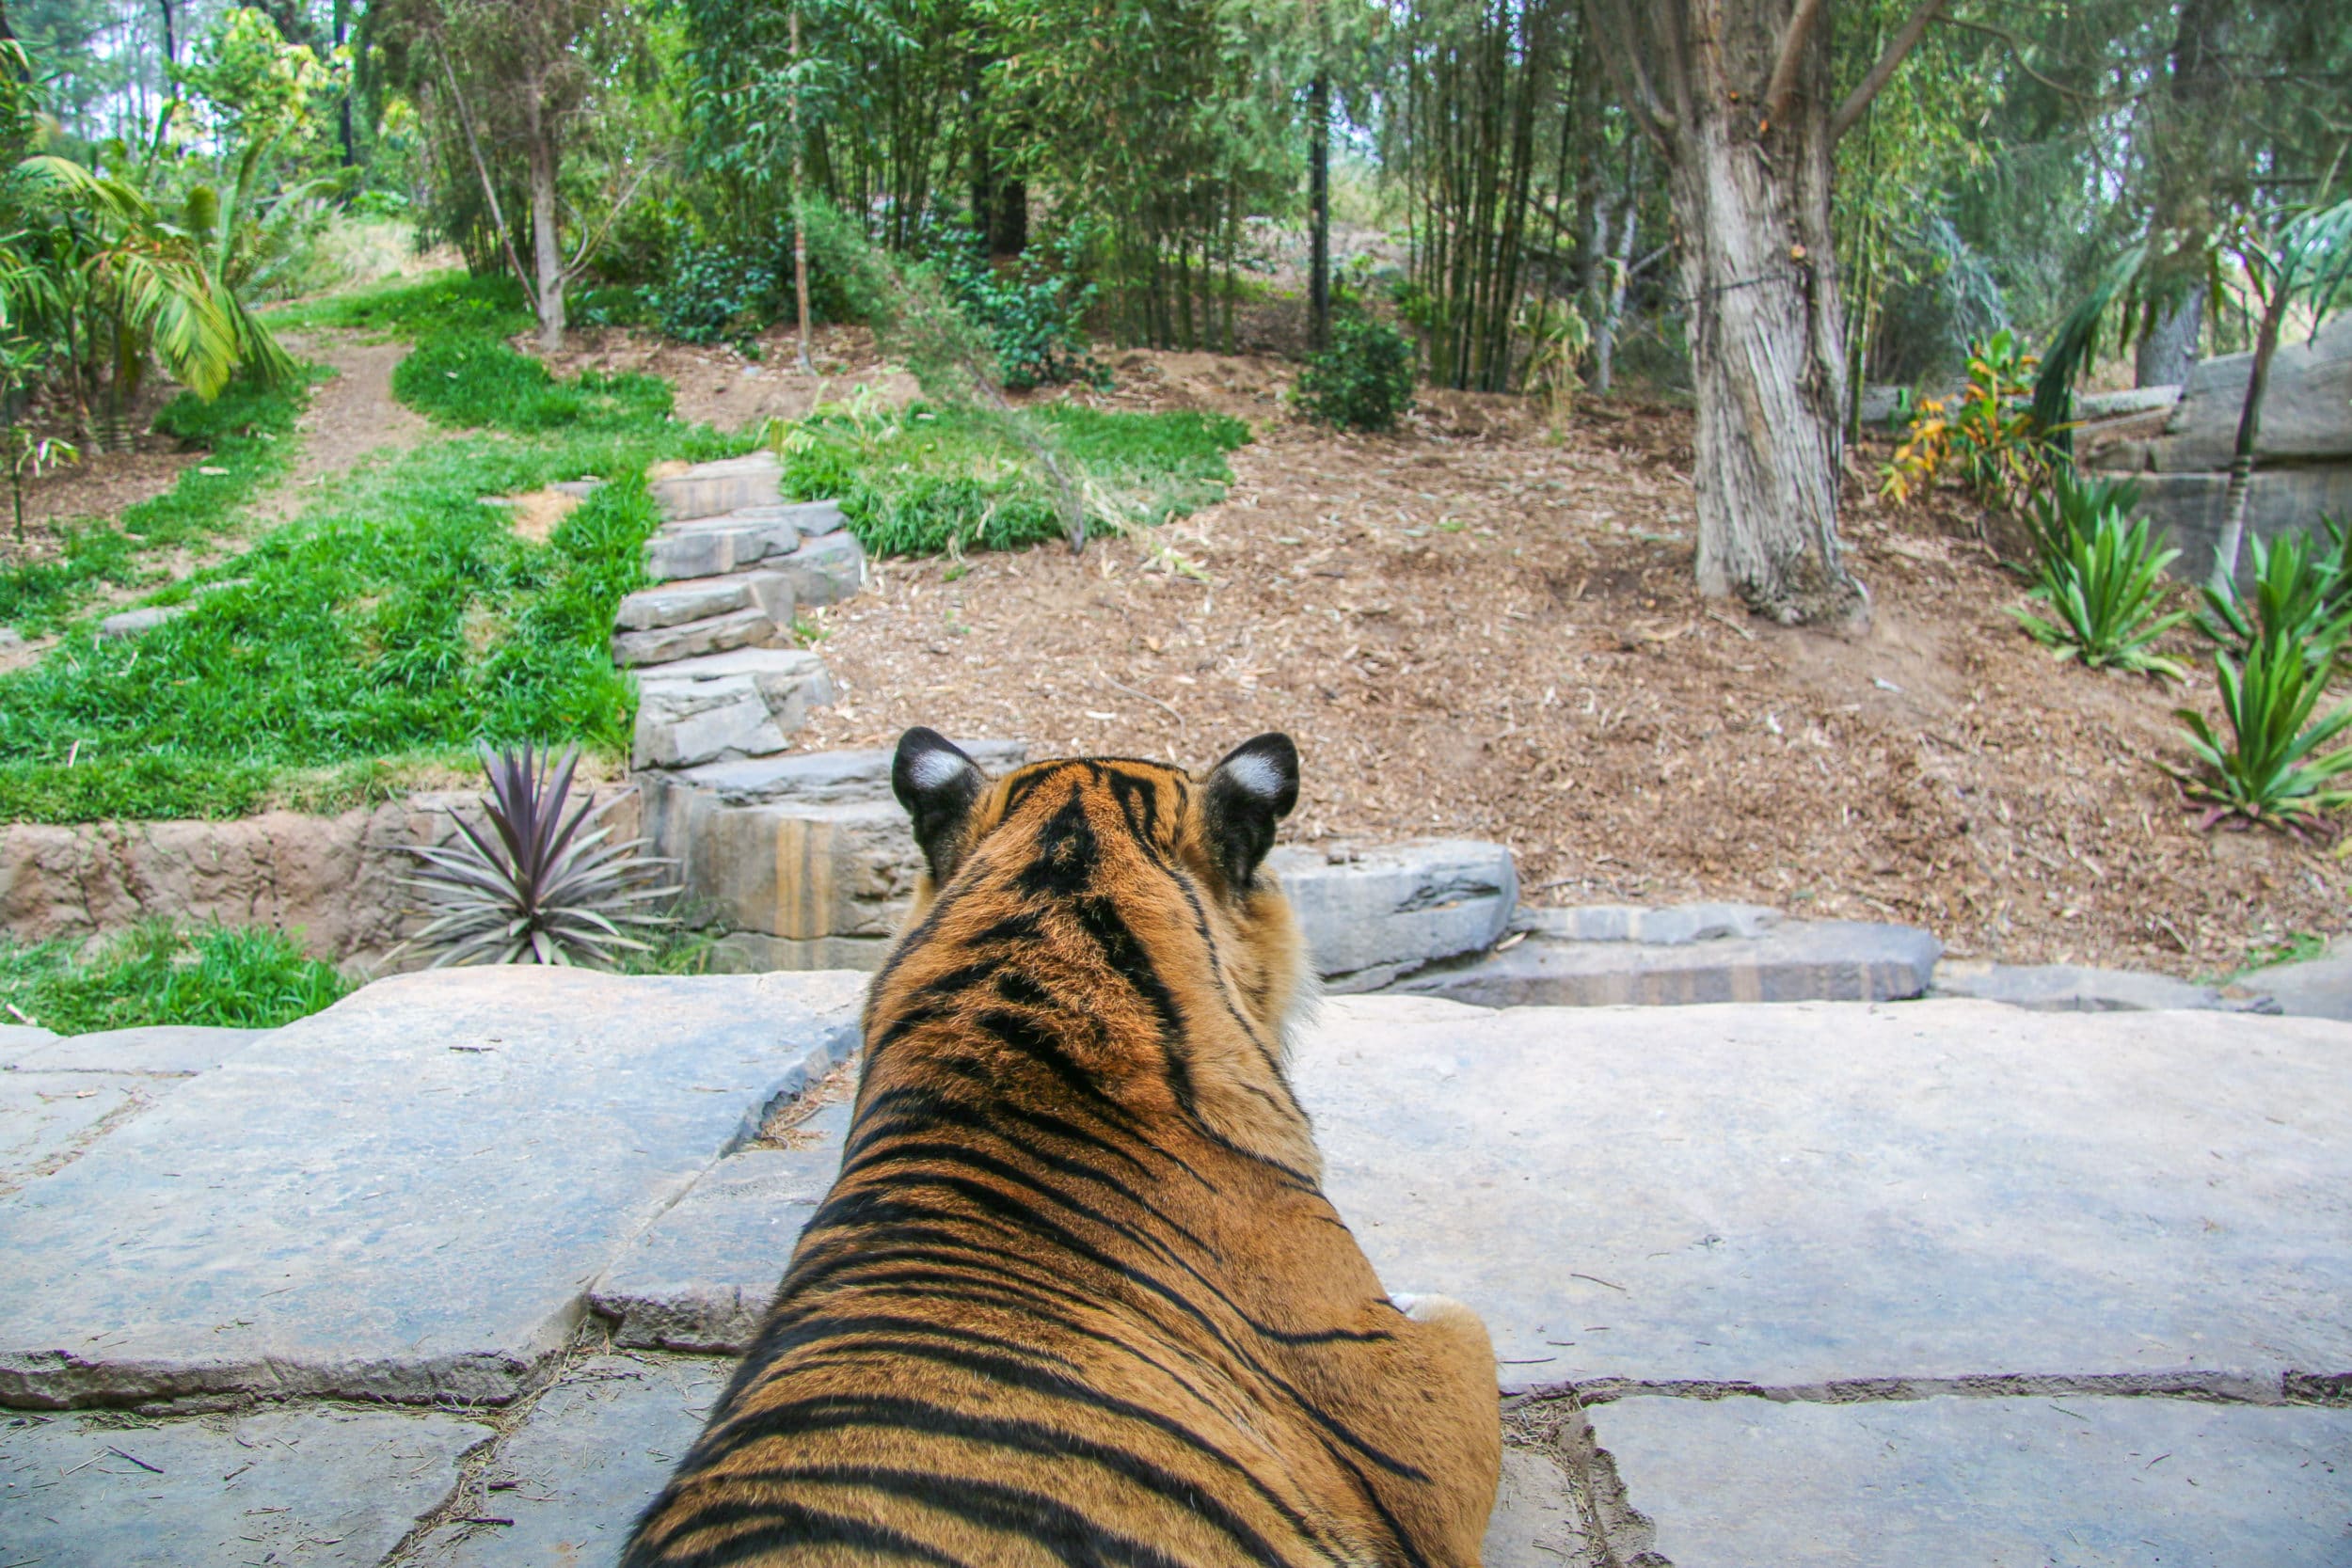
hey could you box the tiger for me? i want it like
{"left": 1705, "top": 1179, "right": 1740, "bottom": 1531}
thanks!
{"left": 623, "top": 728, "right": 1502, "bottom": 1567}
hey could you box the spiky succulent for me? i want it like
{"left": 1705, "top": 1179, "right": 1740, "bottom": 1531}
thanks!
{"left": 398, "top": 743, "right": 679, "bottom": 967}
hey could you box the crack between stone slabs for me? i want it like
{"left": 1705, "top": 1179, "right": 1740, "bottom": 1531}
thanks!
{"left": 1543, "top": 1368, "right": 2346, "bottom": 1408}
{"left": 1503, "top": 1391, "right": 1663, "bottom": 1568}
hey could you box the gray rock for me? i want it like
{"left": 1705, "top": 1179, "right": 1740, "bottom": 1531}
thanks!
{"left": 2076, "top": 384, "right": 2181, "bottom": 420}
{"left": 651, "top": 451, "right": 784, "bottom": 521}
{"left": 675, "top": 738, "right": 1028, "bottom": 806}
{"left": 614, "top": 575, "right": 757, "bottom": 632}
{"left": 591, "top": 1101, "right": 851, "bottom": 1351}
{"left": 1268, "top": 840, "right": 1518, "bottom": 991}
{"left": 612, "top": 604, "right": 780, "bottom": 668}
{"left": 0, "top": 1022, "right": 58, "bottom": 1061}
{"left": 407, "top": 1354, "right": 728, "bottom": 1567}
{"left": 632, "top": 649, "right": 839, "bottom": 769}
{"left": 2239, "top": 937, "right": 2352, "bottom": 1021}
{"left": 548, "top": 479, "right": 604, "bottom": 499}
{"left": 1485, "top": 1444, "right": 1602, "bottom": 1568}
{"left": 0, "top": 1404, "right": 486, "bottom": 1568}
{"left": 783, "top": 499, "right": 848, "bottom": 536}
{"left": 7, "top": 1024, "right": 269, "bottom": 1075}
{"left": 1292, "top": 995, "right": 2352, "bottom": 1397}
{"left": 1517, "top": 901, "right": 1780, "bottom": 945}
{"left": 2125, "top": 467, "right": 2352, "bottom": 587}
{"left": 1588, "top": 1394, "right": 2352, "bottom": 1568}
{"left": 0, "top": 1071, "right": 147, "bottom": 1195}
{"left": 0, "top": 968, "right": 864, "bottom": 1408}
{"left": 1931, "top": 958, "right": 2264, "bottom": 1012}
{"left": 95, "top": 603, "right": 189, "bottom": 640}
{"left": 2148, "top": 312, "right": 2352, "bottom": 470}
{"left": 771, "top": 531, "right": 867, "bottom": 608}
{"left": 1396, "top": 917, "right": 1939, "bottom": 1007}
{"left": 644, "top": 791, "right": 921, "bottom": 946}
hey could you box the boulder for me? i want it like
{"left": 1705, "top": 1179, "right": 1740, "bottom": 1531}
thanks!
{"left": 2144, "top": 313, "right": 2352, "bottom": 470}
{"left": 675, "top": 739, "right": 1029, "bottom": 806}
{"left": 770, "top": 531, "right": 867, "bottom": 608}
{"left": 1267, "top": 840, "right": 1518, "bottom": 990}
{"left": 94, "top": 604, "right": 188, "bottom": 640}
{"left": 630, "top": 648, "right": 838, "bottom": 770}
{"left": 5, "top": 1024, "right": 269, "bottom": 1075}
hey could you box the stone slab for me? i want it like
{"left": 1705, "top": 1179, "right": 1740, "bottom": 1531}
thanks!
{"left": 1293, "top": 996, "right": 2352, "bottom": 1397}
{"left": 2241, "top": 939, "right": 2352, "bottom": 1022}
{"left": 409, "top": 1354, "right": 727, "bottom": 1567}
{"left": 0, "top": 1023, "right": 56, "bottom": 1056}
{"left": 651, "top": 451, "right": 783, "bottom": 521}
{"left": 96, "top": 603, "right": 191, "bottom": 640}
{"left": 2127, "top": 467, "right": 2352, "bottom": 588}
{"left": 5, "top": 1024, "right": 270, "bottom": 1075}
{"left": 2152, "top": 312, "right": 2352, "bottom": 469}
{"left": 0, "top": 1071, "right": 146, "bottom": 1194}
{"left": 591, "top": 1101, "right": 852, "bottom": 1351}
{"left": 0, "top": 1404, "right": 486, "bottom": 1567}
{"left": 1485, "top": 1444, "right": 1602, "bottom": 1568}
{"left": 708, "top": 930, "right": 894, "bottom": 973}
{"left": 675, "top": 738, "right": 1029, "bottom": 806}
{"left": 1588, "top": 1394, "right": 2352, "bottom": 1568}
{"left": 771, "top": 531, "right": 867, "bottom": 608}
{"left": 1518, "top": 902, "right": 1780, "bottom": 945}
{"left": 614, "top": 575, "right": 755, "bottom": 631}
{"left": 643, "top": 792, "right": 921, "bottom": 942}
{"left": 632, "top": 674, "right": 788, "bottom": 770}
{"left": 1931, "top": 959, "right": 2265, "bottom": 1013}
{"left": 612, "top": 604, "right": 779, "bottom": 668}
{"left": 0, "top": 969, "right": 865, "bottom": 1409}
{"left": 1269, "top": 839, "right": 1518, "bottom": 990}
{"left": 1394, "top": 919, "right": 1939, "bottom": 1007}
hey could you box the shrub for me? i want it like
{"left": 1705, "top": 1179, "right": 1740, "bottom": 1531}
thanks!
{"left": 0, "top": 920, "right": 352, "bottom": 1033}
{"left": 2174, "top": 632, "right": 2352, "bottom": 835}
{"left": 929, "top": 222, "right": 1103, "bottom": 391}
{"left": 1882, "top": 329, "right": 2061, "bottom": 510}
{"left": 2197, "top": 522, "right": 2352, "bottom": 663}
{"left": 2012, "top": 497, "right": 2189, "bottom": 677}
{"left": 648, "top": 242, "right": 782, "bottom": 345}
{"left": 1295, "top": 315, "right": 1417, "bottom": 433}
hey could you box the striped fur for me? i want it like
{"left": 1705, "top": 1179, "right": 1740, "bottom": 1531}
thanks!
{"left": 624, "top": 732, "right": 1501, "bottom": 1567}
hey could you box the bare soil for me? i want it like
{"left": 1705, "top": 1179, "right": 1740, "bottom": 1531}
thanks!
{"left": 538, "top": 324, "right": 919, "bottom": 433}
{"left": 253, "top": 331, "right": 434, "bottom": 524}
{"left": 788, "top": 355, "right": 2342, "bottom": 980}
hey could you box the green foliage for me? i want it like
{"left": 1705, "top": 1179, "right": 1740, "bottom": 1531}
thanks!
{"left": 394, "top": 333, "right": 673, "bottom": 433}
{"left": 930, "top": 220, "right": 1104, "bottom": 391}
{"left": 773, "top": 398, "right": 1247, "bottom": 558}
{"left": 1295, "top": 315, "right": 1417, "bottom": 433}
{"left": 0, "top": 375, "right": 309, "bottom": 631}
{"left": 1883, "top": 330, "right": 2059, "bottom": 510}
{"left": 2011, "top": 496, "right": 2189, "bottom": 677}
{"left": 2196, "top": 525, "right": 2352, "bottom": 664}
{"left": 2173, "top": 633, "right": 2352, "bottom": 834}
{"left": 271, "top": 272, "right": 533, "bottom": 339}
{"left": 647, "top": 241, "right": 784, "bottom": 345}
{"left": 2022, "top": 467, "right": 2141, "bottom": 569}
{"left": 0, "top": 920, "right": 353, "bottom": 1033}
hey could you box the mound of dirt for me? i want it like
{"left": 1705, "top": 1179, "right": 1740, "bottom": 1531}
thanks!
{"left": 787, "top": 392, "right": 2338, "bottom": 979}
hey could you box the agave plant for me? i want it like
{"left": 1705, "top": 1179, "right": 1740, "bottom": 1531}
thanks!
{"left": 398, "top": 743, "right": 678, "bottom": 967}
{"left": 2173, "top": 634, "right": 2352, "bottom": 835}
{"left": 2021, "top": 467, "right": 2141, "bottom": 571}
{"left": 2196, "top": 523, "right": 2352, "bottom": 664}
{"left": 2012, "top": 503, "right": 2190, "bottom": 678}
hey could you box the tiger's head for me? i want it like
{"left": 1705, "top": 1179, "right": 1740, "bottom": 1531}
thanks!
{"left": 887, "top": 728, "right": 1316, "bottom": 1057}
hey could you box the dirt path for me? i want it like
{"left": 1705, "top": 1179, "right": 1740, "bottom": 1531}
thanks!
{"left": 789, "top": 370, "right": 2339, "bottom": 980}
{"left": 255, "top": 331, "right": 434, "bottom": 524}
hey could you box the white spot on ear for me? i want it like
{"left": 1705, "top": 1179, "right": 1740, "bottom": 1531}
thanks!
{"left": 1223, "top": 750, "right": 1287, "bottom": 800}
{"left": 909, "top": 747, "right": 972, "bottom": 792}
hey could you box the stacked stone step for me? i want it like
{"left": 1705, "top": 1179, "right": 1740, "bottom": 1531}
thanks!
{"left": 621, "top": 452, "right": 866, "bottom": 771}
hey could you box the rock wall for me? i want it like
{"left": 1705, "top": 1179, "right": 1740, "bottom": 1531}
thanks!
{"left": 0, "top": 787, "right": 640, "bottom": 969}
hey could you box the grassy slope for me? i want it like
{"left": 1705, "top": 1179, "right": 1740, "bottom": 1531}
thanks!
{"left": 0, "top": 920, "right": 353, "bottom": 1033}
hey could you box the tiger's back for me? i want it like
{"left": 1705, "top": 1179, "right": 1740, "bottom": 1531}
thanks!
{"left": 624, "top": 730, "right": 1500, "bottom": 1567}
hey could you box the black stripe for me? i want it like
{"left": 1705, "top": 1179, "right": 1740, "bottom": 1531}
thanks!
{"left": 625, "top": 1492, "right": 976, "bottom": 1568}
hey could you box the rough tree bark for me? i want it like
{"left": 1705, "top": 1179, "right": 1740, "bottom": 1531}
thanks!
{"left": 1309, "top": 75, "right": 1330, "bottom": 352}
{"left": 521, "top": 51, "right": 565, "bottom": 353}
{"left": 1591, "top": 0, "right": 1945, "bottom": 626}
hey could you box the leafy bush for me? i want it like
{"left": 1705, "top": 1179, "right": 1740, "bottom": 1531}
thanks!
{"left": 0, "top": 920, "right": 352, "bottom": 1033}
{"left": 930, "top": 221, "right": 1103, "bottom": 391}
{"left": 2174, "top": 632, "right": 2352, "bottom": 834}
{"left": 1295, "top": 315, "right": 1417, "bottom": 432}
{"left": 1882, "top": 329, "right": 2061, "bottom": 510}
{"left": 2011, "top": 499, "right": 2189, "bottom": 677}
{"left": 647, "top": 242, "right": 782, "bottom": 345}
{"left": 2197, "top": 522, "right": 2352, "bottom": 662}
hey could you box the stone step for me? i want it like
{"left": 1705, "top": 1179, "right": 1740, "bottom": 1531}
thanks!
{"left": 1391, "top": 904, "right": 1939, "bottom": 1007}
{"left": 644, "top": 513, "right": 799, "bottom": 583}
{"left": 612, "top": 605, "right": 780, "bottom": 669}
{"left": 767, "top": 530, "right": 866, "bottom": 609}
{"left": 1931, "top": 958, "right": 2275, "bottom": 1013}
{"left": 675, "top": 738, "right": 1031, "bottom": 806}
{"left": 631, "top": 647, "right": 838, "bottom": 770}
{"left": 615, "top": 571, "right": 796, "bottom": 634}
{"left": 1269, "top": 840, "right": 1519, "bottom": 992}
{"left": 649, "top": 451, "right": 782, "bottom": 520}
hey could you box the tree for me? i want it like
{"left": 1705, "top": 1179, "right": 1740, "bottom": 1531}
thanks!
{"left": 1587, "top": 0, "right": 1947, "bottom": 626}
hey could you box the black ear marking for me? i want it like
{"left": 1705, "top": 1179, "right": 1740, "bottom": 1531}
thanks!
{"left": 1201, "top": 733, "right": 1298, "bottom": 890}
{"left": 893, "top": 727, "right": 985, "bottom": 884}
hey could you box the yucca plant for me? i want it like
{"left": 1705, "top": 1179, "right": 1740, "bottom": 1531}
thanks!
{"left": 397, "top": 743, "right": 678, "bottom": 967}
{"left": 2196, "top": 526, "right": 2352, "bottom": 665}
{"left": 2174, "top": 633, "right": 2352, "bottom": 835}
{"left": 2021, "top": 467, "right": 2141, "bottom": 570}
{"left": 2012, "top": 502, "right": 2190, "bottom": 678}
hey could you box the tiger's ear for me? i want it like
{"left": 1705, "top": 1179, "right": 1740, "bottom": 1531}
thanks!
{"left": 893, "top": 727, "right": 985, "bottom": 884}
{"left": 1201, "top": 733, "right": 1298, "bottom": 890}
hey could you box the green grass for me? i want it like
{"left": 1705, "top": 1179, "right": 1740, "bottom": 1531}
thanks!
{"left": 0, "top": 377, "right": 311, "bottom": 632}
{"left": 0, "top": 920, "right": 353, "bottom": 1033}
{"left": 779, "top": 401, "right": 1249, "bottom": 557}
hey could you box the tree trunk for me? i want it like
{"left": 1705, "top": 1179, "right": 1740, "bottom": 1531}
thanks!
{"left": 2134, "top": 285, "right": 2203, "bottom": 388}
{"left": 1309, "top": 75, "right": 1329, "bottom": 353}
{"left": 2212, "top": 289, "right": 2286, "bottom": 589}
{"left": 156, "top": 0, "right": 177, "bottom": 62}
{"left": 1595, "top": 0, "right": 1873, "bottom": 626}
{"left": 522, "top": 62, "right": 564, "bottom": 353}
{"left": 791, "top": 3, "right": 813, "bottom": 373}
{"left": 1592, "top": 156, "right": 1638, "bottom": 395}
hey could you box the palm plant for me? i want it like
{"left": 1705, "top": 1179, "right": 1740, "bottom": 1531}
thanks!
{"left": 397, "top": 744, "right": 678, "bottom": 967}
{"left": 2012, "top": 498, "right": 2190, "bottom": 678}
{"left": 2173, "top": 633, "right": 2352, "bottom": 836}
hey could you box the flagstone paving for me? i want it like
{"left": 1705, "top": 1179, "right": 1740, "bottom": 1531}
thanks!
{"left": 0, "top": 980, "right": 2346, "bottom": 1565}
